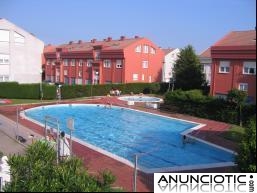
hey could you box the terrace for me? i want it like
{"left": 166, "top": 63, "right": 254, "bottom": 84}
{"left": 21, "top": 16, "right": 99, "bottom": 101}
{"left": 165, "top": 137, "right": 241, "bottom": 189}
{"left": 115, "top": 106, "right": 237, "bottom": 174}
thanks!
{"left": 0, "top": 96, "right": 238, "bottom": 192}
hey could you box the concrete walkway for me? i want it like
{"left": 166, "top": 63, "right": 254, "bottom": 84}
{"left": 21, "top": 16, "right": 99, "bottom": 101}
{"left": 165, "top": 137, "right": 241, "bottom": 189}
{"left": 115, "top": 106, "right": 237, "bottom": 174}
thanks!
{"left": 0, "top": 114, "right": 42, "bottom": 156}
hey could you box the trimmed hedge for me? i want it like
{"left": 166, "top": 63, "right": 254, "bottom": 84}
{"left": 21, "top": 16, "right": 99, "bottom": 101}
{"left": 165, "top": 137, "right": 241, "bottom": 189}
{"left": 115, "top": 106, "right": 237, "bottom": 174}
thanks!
{"left": 162, "top": 89, "right": 256, "bottom": 126}
{"left": 0, "top": 82, "right": 160, "bottom": 100}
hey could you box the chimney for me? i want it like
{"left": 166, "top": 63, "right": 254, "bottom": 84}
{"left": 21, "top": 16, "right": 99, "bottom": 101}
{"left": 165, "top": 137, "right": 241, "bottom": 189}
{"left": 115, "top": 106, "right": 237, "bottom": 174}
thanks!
{"left": 69, "top": 41, "right": 73, "bottom": 45}
{"left": 107, "top": 37, "right": 112, "bottom": 42}
{"left": 78, "top": 40, "right": 83, "bottom": 44}
{"left": 91, "top": 38, "right": 96, "bottom": 43}
{"left": 120, "top": 36, "right": 126, "bottom": 41}
{"left": 134, "top": 35, "right": 139, "bottom": 39}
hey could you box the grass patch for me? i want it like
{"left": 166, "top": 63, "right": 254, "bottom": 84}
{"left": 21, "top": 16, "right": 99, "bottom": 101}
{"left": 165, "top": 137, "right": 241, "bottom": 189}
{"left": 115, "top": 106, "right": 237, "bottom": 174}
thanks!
{"left": 220, "top": 125, "right": 245, "bottom": 143}
{"left": 7, "top": 99, "right": 54, "bottom": 105}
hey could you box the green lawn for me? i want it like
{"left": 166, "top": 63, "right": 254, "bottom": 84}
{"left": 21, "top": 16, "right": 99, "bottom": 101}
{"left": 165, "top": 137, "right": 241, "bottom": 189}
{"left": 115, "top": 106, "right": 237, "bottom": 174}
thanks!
{"left": 2, "top": 96, "right": 94, "bottom": 105}
{"left": 219, "top": 124, "right": 245, "bottom": 143}
{"left": 5, "top": 99, "right": 54, "bottom": 105}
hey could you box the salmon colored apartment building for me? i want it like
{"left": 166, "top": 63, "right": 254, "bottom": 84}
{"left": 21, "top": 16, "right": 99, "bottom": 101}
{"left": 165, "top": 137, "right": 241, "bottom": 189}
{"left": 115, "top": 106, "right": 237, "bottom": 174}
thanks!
{"left": 210, "top": 30, "right": 256, "bottom": 103}
{"left": 43, "top": 36, "right": 164, "bottom": 85}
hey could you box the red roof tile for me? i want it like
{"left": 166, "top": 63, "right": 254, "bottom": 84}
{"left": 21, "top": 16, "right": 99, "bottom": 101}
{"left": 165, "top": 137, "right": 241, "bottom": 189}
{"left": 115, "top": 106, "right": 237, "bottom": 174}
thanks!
{"left": 48, "top": 37, "right": 144, "bottom": 53}
{"left": 199, "top": 47, "right": 211, "bottom": 58}
{"left": 214, "top": 30, "right": 256, "bottom": 46}
{"left": 44, "top": 44, "right": 56, "bottom": 52}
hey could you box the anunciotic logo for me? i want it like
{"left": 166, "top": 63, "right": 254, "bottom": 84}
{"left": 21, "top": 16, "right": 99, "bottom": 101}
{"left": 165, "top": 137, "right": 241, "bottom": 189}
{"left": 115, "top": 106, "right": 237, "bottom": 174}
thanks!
{"left": 154, "top": 173, "right": 255, "bottom": 193}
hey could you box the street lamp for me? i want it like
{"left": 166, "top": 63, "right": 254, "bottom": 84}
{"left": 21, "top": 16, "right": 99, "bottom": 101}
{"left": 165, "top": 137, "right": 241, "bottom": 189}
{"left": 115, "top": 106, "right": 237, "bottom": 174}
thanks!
{"left": 40, "top": 69, "right": 43, "bottom": 101}
{"left": 57, "top": 84, "right": 62, "bottom": 103}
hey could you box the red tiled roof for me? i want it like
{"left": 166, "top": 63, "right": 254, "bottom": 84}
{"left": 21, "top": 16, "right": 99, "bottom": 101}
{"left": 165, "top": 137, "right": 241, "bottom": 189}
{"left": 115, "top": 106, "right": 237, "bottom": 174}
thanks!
{"left": 213, "top": 30, "right": 256, "bottom": 46}
{"left": 199, "top": 47, "right": 211, "bottom": 58}
{"left": 45, "top": 37, "right": 144, "bottom": 53}
{"left": 162, "top": 48, "right": 175, "bottom": 55}
{"left": 44, "top": 44, "right": 56, "bottom": 52}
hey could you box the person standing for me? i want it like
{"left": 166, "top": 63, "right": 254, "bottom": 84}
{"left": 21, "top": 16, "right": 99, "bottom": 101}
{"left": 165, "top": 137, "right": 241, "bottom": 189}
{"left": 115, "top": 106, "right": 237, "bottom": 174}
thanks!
{"left": 58, "top": 131, "right": 70, "bottom": 160}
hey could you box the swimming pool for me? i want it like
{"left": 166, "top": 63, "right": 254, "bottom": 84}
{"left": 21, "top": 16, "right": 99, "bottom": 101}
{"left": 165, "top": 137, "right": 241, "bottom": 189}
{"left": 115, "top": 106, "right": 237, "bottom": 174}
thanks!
{"left": 23, "top": 104, "right": 235, "bottom": 172}
{"left": 118, "top": 96, "right": 163, "bottom": 103}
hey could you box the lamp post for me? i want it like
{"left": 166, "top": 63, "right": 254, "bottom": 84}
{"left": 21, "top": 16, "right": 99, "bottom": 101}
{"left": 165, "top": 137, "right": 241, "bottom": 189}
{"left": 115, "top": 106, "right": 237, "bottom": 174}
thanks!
{"left": 67, "top": 117, "right": 74, "bottom": 156}
{"left": 57, "top": 84, "right": 62, "bottom": 103}
{"left": 40, "top": 69, "right": 43, "bottom": 101}
{"left": 171, "top": 77, "right": 175, "bottom": 92}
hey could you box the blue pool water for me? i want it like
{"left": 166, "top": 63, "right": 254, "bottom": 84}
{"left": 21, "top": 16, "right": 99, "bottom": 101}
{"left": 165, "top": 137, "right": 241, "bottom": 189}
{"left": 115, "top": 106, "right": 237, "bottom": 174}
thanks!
{"left": 24, "top": 104, "right": 235, "bottom": 172}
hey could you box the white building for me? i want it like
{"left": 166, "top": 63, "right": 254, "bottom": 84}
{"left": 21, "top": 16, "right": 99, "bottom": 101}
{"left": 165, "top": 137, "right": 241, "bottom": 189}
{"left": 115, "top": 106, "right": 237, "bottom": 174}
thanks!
{"left": 162, "top": 48, "right": 180, "bottom": 82}
{"left": 0, "top": 18, "right": 44, "bottom": 83}
{"left": 199, "top": 47, "right": 212, "bottom": 85}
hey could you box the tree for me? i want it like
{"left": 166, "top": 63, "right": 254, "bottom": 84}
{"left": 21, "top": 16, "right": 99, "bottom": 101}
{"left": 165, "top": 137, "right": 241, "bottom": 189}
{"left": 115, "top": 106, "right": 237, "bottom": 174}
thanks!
{"left": 4, "top": 141, "right": 120, "bottom": 192}
{"left": 236, "top": 117, "right": 256, "bottom": 172}
{"left": 173, "top": 45, "right": 206, "bottom": 90}
{"left": 227, "top": 89, "right": 247, "bottom": 126}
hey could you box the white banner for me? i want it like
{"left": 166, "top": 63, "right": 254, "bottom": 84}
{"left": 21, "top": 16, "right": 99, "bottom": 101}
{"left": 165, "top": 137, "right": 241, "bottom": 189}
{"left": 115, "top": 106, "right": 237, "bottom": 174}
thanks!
{"left": 154, "top": 173, "right": 256, "bottom": 193}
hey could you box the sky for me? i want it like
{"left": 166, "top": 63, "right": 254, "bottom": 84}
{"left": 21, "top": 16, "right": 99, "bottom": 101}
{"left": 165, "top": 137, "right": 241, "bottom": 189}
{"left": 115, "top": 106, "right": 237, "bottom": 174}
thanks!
{"left": 0, "top": 0, "right": 256, "bottom": 54}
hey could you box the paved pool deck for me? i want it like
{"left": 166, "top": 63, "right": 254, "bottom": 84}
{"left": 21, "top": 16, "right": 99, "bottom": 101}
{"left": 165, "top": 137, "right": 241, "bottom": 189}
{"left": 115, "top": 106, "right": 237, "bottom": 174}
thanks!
{"left": 0, "top": 96, "right": 237, "bottom": 192}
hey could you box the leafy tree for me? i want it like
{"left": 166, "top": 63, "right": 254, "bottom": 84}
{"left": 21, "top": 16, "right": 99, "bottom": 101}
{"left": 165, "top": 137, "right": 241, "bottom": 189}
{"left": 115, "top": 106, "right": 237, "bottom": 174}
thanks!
{"left": 4, "top": 141, "right": 120, "bottom": 192}
{"left": 173, "top": 45, "right": 206, "bottom": 90}
{"left": 227, "top": 89, "right": 247, "bottom": 126}
{"left": 235, "top": 117, "right": 256, "bottom": 172}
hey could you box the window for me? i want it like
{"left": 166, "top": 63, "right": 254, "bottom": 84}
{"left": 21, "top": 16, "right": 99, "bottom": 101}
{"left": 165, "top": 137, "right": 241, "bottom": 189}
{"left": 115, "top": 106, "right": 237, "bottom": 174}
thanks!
{"left": 78, "top": 71, "right": 82, "bottom": 77}
{"left": 133, "top": 74, "right": 138, "bottom": 81}
{"left": 51, "top": 60, "right": 56, "bottom": 66}
{"left": 219, "top": 61, "right": 230, "bottom": 73}
{"left": 243, "top": 61, "right": 256, "bottom": 75}
{"left": 143, "top": 45, "right": 149, "bottom": 53}
{"left": 87, "top": 59, "right": 93, "bottom": 67}
{"left": 14, "top": 32, "right": 25, "bottom": 44}
{"left": 135, "top": 45, "right": 141, "bottom": 53}
{"left": 103, "top": 60, "right": 111, "bottom": 68}
{"left": 116, "top": 60, "right": 122, "bottom": 68}
{"left": 0, "top": 75, "right": 9, "bottom": 82}
{"left": 70, "top": 59, "right": 75, "bottom": 66}
{"left": 63, "top": 59, "right": 69, "bottom": 66}
{"left": 64, "top": 70, "right": 68, "bottom": 76}
{"left": 0, "top": 30, "right": 10, "bottom": 42}
{"left": 46, "top": 75, "right": 51, "bottom": 82}
{"left": 64, "top": 77, "right": 69, "bottom": 84}
{"left": 215, "top": 93, "right": 227, "bottom": 100}
{"left": 142, "top": 74, "right": 144, "bottom": 81}
{"left": 77, "top": 78, "right": 83, "bottom": 85}
{"left": 79, "top": 59, "right": 83, "bottom": 66}
{"left": 56, "top": 76, "right": 60, "bottom": 82}
{"left": 71, "top": 78, "right": 76, "bottom": 85}
{"left": 0, "top": 54, "right": 10, "bottom": 65}
{"left": 150, "top": 47, "right": 156, "bottom": 54}
{"left": 239, "top": 83, "right": 248, "bottom": 91}
{"left": 47, "top": 59, "right": 51, "bottom": 66}
{"left": 95, "top": 50, "right": 100, "bottom": 60}
{"left": 85, "top": 79, "right": 92, "bottom": 84}
{"left": 142, "top": 61, "right": 148, "bottom": 68}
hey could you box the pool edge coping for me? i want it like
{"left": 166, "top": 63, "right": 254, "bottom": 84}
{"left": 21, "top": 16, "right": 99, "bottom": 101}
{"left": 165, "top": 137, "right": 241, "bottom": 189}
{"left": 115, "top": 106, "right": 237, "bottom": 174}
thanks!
{"left": 21, "top": 103, "right": 237, "bottom": 174}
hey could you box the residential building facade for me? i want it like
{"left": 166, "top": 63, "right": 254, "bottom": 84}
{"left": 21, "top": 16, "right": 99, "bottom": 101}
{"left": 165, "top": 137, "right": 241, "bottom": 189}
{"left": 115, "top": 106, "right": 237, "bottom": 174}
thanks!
{"left": 210, "top": 30, "right": 256, "bottom": 103}
{"left": 43, "top": 36, "right": 164, "bottom": 85}
{"left": 199, "top": 47, "right": 212, "bottom": 85}
{"left": 0, "top": 18, "right": 44, "bottom": 83}
{"left": 162, "top": 48, "right": 180, "bottom": 82}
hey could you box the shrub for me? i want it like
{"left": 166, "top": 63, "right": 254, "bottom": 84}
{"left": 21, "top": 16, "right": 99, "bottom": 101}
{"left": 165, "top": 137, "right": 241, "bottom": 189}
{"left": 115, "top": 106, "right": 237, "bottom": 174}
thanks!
{"left": 236, "top": 117, "right": 256, "bottom": 172}
{"left": 0, "top": 82, "right": 161, "bottom": 100}
{"left": 4, "top": 141, "right": 119, "bottom": 192}
{"left": 163, "top": 89, "right": 255, "bottom": 125}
